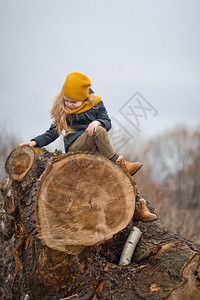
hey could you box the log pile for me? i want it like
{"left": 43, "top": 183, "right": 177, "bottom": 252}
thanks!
{"left": 0, "top": 146, "right": 200, "bottom": 299}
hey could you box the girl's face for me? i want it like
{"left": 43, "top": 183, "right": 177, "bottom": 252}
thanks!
{"left": 63, "top": 96, "right": 83, "bottom": 110}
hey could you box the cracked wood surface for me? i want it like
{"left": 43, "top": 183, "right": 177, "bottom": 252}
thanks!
{"left": 34, "top": 152, "right": 135, "bottom": 251}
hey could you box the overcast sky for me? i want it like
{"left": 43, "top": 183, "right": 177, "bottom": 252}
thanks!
{"left": 0, "top": 0, "right": 199, "bottom": 151}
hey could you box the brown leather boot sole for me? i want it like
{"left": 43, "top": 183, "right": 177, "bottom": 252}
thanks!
{"left": 134, "top": 199, "right": 158, "bottom": 222}
{"left": 134, "top": 211, "right": 158, "bottom": 222}
{"left": 131, "top": 163, "right": 143, "bottom": 176}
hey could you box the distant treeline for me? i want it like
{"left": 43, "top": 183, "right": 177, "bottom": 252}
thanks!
{"left": 127, "top": 125, "right": 200, "bottom": 242}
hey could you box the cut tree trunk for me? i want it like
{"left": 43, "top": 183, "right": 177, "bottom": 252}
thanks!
{"left": 0, "top": 146, "right": 200, "bottom": 300}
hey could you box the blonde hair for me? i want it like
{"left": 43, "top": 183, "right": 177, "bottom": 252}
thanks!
{"left": 51, "top": 92, "right": 96, "bottom": 137}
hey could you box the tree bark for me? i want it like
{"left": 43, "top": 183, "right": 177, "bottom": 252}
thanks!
{"left": 0, "top": 146, "right": 200, "bottom": 300}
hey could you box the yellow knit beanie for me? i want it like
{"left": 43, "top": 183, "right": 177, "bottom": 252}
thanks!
{"left": 62, "top": 72, "right": 91, "bottom": 101}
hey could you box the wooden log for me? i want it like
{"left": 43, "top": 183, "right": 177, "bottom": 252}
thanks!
{"left": 34, "top": 152, "right": 135, "bottom": 251}
{"left": 0, "top": 146, "right": 200, "bottom": 300}
{"left": 5, "top": 145, "right": 60, "bottom": 182}
{"left": 5, "top": 146, "right": 35, "bottom": 181}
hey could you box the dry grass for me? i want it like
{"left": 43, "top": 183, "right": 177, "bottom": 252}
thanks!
{"left": 121, "top": 126, "right": 200, "bottom": 243}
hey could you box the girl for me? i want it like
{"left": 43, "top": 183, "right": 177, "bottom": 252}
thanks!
{"left": 21, "top": 72, "right": 143, "bottom": 175}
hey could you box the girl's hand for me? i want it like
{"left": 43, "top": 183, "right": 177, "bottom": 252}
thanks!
{"left": 20, "top": 141, "right": 37, "bottom": 147}
{"left": 85, "top": 121, "right": 102, "bottom": 136}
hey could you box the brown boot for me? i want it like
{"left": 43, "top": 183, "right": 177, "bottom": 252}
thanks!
{"left": 134, "top": 199, "right": 157, "bottom": 222}
{"left": 116, "top": 156, "right": 143, "bottom": 176}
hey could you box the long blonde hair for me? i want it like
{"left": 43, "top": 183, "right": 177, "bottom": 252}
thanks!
{"left": 51, "top": 92, "right": 95, "bottom": 137}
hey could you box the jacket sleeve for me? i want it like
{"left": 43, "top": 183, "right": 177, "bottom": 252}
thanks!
{"left": 31, "top": 124, "right": 59, "bottom": 148}
{"left": 95, "top": 101, "right": 112, "bottom": 131}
